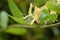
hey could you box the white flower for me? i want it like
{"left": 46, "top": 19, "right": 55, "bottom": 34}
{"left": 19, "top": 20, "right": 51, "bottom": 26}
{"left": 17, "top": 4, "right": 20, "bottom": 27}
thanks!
{"left": 23, "top": 3, "right": 48, "bottom": 25}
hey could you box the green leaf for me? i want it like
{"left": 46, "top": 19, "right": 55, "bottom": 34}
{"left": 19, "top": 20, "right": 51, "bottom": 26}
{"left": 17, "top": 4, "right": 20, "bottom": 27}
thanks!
{"left": 39, "top": 9, "right": 58, "bottom": 24}
{"left": 8, "top": 0, "right": 23, "bottom": 18}
{"left": 5, "top": 27, "right": 27, "bottom": 35}
{"left": 39, "top": 9, "right": 50, "bottom": 24}
{"left": 0, "top": 11, "right": 9, "bottom": 29}
{"left": 9, "top": 15, "right": 28, "bottom": 24}
{"left": 39, "top": 9, "right": 50, "bottom": 20}
{"left": 46, "top": 1, "right": 60, "bottom": 13}
{"left": 40, "top": 16, "right": 49, "bottom": 24}
{"left": 8, "top": 15, "right": 38, "bottom": 27}
{"left": 49, "top": 14, "right": 58, "bottom": 22}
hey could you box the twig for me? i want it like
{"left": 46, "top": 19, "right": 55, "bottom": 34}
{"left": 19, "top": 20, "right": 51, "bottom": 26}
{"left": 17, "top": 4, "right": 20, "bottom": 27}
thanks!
{"left": 9, "top": 24, "right": 35, "bottom": 29}
{"left": 9, "top": 22, "right": 60, "bottom": 29}
{"left": 41, "top": 22, "right": 60, "bottom": 28}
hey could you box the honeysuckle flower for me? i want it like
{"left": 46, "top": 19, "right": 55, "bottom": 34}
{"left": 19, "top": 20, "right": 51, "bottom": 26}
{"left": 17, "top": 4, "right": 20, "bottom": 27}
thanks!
{"left": 23, "top": 3, "right": 48, "bottom": 25}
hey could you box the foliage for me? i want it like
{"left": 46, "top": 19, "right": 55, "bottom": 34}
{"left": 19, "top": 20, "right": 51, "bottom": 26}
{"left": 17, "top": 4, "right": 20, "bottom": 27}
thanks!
{"left": 0, "top": 0, "right": 60, "bottom": 40}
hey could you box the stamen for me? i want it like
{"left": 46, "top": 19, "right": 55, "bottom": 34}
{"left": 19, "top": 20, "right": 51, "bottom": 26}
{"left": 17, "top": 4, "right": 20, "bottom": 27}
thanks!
{"left": 23, "top": 15, "right": 30, "bottom": 19}
{"left": 30, "top": 19, "right": 35, "bottom": 25}
{"left": 23, "top": 3, "right": 33, "bottom": 19}
{"left": 28, "top": 3, "right": 33, "bottom": 16}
